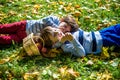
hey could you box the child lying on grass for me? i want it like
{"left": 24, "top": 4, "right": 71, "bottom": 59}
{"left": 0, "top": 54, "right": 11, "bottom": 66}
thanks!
{"left": 39, "top": 24, "right": 120, "bottom": 57}
{"left": 0, "top": 15, "right": 78, "bottom": 45}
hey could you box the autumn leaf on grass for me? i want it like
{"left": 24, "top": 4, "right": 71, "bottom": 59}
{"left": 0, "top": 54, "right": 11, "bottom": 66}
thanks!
{"left": 63, "top": 4, "right": 75, "bottom": 12}
{"left": 67, "top": 68, "right": 80, "bottom": 77}
{"left": 59, "top": 66, "right": 68, "bottom": 78}
{"left": 101, "top": 47, "right": 110, "bottom": 59}
{"left": 94, "top": 0, "right": 100, "bottom": 3}
{"left": 23, "top": 72, "right": 39, "bottom": 80}
{"left": 33, "top": 4, "right": 42, "bottom": 10}
{"left": 100, "top": 70, "right": 112, "bottom": 80}
{"left": 0, "top": 53, "right": 18, "bottom": 64}
{"left": 74, "top": 4, "right": 80, "bottom": 8}
{"left": 72, "top": 11, "right": 81, "bottom": 17}
{"left": 59, "top": 66, "right": 80, "bottom": 79}
{"left": 0, "top": 58, "right": 10, "bottom": 64}
{"left": 58, "top": 1, "right": 65, "bottom": 5}
{"left": 9, "top": 10, "right": 17, "bottom": 16}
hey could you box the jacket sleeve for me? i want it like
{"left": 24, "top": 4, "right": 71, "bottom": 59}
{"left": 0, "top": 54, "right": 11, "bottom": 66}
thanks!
{"left": 42, "top": 15, "right": 60, "bottom": 28}
{"left": 61, "top": 38, "right": 86, "bottom": 57}
{"left": 26, "top": 15, "right": 60, "bottom": 34}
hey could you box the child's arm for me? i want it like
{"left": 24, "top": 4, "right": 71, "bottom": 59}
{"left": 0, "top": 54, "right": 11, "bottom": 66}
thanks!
{"left": 26, "top": 15, "right": 60, "bottom": 34}
{"left": 60, "top": 33, "right": 86, "bottom": 57}
{"left": 42, "top": 15, "right": 60, "bottom": 28}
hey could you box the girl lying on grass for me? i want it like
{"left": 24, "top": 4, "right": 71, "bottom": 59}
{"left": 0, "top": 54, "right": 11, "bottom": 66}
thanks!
{"left": 0, "top": 15, "right": 78, "bottom": 45}
{"left": 0, "top": 15, "right": 79, "bottom": 57}
{"left": 23, "top": 15, "right": 120, "bottom": 58}
{"left": 40, "top": 24, "right": 120, "bottom": 57}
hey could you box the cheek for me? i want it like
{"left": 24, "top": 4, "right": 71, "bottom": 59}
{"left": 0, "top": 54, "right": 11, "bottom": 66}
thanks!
{"left": 66, "top": 27, "right": 71, "bottom": 32}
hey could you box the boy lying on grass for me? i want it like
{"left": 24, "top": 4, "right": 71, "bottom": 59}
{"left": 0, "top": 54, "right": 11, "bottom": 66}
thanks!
{"left": 39, "top": 24, "right": 120, "bottom": 57}
{"left": 23, "top": 15, "right": 120, "bottom": 58}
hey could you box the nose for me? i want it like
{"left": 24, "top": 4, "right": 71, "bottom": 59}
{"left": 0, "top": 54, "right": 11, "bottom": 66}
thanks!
{"left": 59, "top": 27, "right": 65, "bottom": 33}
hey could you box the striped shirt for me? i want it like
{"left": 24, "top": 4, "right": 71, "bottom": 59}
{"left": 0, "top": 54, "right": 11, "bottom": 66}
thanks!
{"left": 26, "top": 15, "right": 60, "bottom": 35}
{"left": 53, "top": 29, "right": 103, "bottom": 57}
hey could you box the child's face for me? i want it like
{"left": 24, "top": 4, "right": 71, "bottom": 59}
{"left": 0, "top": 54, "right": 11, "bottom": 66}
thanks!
{"left": 49, "top": 27, "right": 65, "bottom": 44}
{"left": 58, "top": 22, "right": 71, "bottom": 33}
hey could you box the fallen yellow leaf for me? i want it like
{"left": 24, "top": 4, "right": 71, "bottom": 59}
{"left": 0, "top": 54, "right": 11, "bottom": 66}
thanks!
{"left": 74, "top": 4, "right": 80, "bottom": 8}
{"left": 58, "top": 1, "right": 65, "bottom": 5}
{"left": 0, "top": 58, "right": 10, "bottom": 64}
{"left": 23, "top": 72, "right": 39, "bottom": 80}
{"left": 67, "top": 68, "right": 80, "bottom": 77}
{"left": 72, "top": 11, "right": 81, "bottom": 17}
{"left": 101, "top": 47, "right": 110, "bottom": 59}
{"left": 34, "top": 4, "right": 40, "bottom": 10}
{"left": 95, "top": 0, "right": 101, "bottom": 3}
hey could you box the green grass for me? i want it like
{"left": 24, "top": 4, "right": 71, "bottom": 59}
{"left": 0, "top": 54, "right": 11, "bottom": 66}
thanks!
{"left": 0, "top": 0, "right": 120, "bottom": 80}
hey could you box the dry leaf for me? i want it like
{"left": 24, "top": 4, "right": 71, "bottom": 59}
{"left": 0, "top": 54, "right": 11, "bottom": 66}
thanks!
{"left": 95, "top": 0, "right": 101, "bottom": 3}
{"left": 58, "top": 1, "right": 65, "bottom": 5}
{"left": 72, "top": 11, "right": 81, "bottom": 17}
{"left": 59, "top": 66, "right": 67, "bottom": 77}
{"left": 100, "top": 70, "right": 112, "bottom": 80}
{"left": 74, "top": 4, "right": 80, "bottom": 8}
{"left": 59, "top": 66, "right": 80, "bottom": 79}
{"left": 101, "top": 47, "right": 110, "bottom": 59}
{"left": 34, "top": 4, "right": 40, "bottom": 10}
{"left": 0, "top": 58, "right": 10, "bottom": 64}
{"left": 67, "top": 68, "right": 80, "bottom": 77}
{"left": 23, "top": 72, "right": 39, "bottom": 80}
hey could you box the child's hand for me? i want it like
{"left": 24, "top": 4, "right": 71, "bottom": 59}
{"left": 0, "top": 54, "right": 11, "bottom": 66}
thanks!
{"left": 60, "top": 32, "right": 74, "bottom": 43}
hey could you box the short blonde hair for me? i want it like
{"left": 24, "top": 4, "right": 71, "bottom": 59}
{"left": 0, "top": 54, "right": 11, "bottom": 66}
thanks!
{"left": 40, "top": 26, "right": 54, "bottom": 48}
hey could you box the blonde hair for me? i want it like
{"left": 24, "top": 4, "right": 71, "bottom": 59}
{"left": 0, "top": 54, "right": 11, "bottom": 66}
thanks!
{"left": 40, "top": 26, "right": 54, "bottom": 48}
{"left": 40, "top": 26, "right": 63, "bottom": 58}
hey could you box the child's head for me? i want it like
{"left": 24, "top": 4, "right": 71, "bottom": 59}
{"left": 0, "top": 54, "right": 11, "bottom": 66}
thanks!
{"left": 59, "top": 15, "right": 79, "bottom": 33}
{"left": 40, "top": 26, "right": 64, "bottom": 47}
{"left": 40, "top": 26, "right": 63, "bottom": 56}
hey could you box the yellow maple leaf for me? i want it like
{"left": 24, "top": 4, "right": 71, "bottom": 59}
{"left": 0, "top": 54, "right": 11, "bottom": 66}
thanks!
{"left": 67, "top": 68, "right": 80, "bottom": 77}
